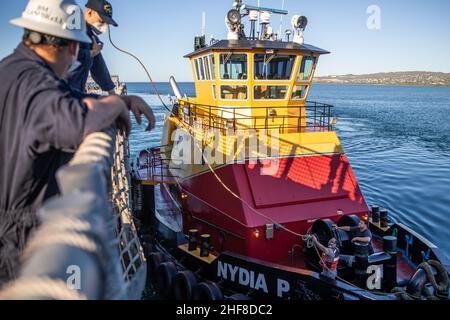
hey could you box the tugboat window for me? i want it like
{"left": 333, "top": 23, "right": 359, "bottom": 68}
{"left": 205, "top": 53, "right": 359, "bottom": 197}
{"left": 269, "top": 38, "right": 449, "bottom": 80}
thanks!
{"left": 194, "top": 59, "right": 201, "bottom": 81}
{"left": 291, "top": 85, "right": 309, "bottom": 100}
{"left": 198, "top": 58, "right": 206, "bottom": 80}
{"left": 220, "top": 85, "right": 248, "bottom": 100}
{"left": 254, "top": 85, "right": 289, "bottom": 100}
{"left": 254, "top": 54, "right": 296, "bottom": 80}
{"left": 203, "top": 56, "right": 211, "bottom": 80}
{"left": 209, "top": 54, "right": 216, "bottom": 80}
{"left": 220, "top": 54, "right": 248, "bottom": 80}
{"left": 297, "top": 56, "right": 317, "bottom": 81}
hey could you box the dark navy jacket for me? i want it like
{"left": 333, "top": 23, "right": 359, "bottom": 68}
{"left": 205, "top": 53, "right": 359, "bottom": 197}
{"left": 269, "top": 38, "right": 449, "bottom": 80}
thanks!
{"left": 0, "top": 43, "right": 88, "bottom": 282}
{"left": 65, "top": 25, "right": 115, "bottom": 93}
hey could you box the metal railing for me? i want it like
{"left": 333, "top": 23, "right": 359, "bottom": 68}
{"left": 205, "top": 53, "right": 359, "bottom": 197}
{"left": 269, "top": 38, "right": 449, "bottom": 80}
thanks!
{"left": 0, "top": 129, "right": 147, "bottom": 300}
{"left": 177, "top": 100, "right": 334, "bottom": 134}
{"left": 136, "top": 146, "right": 180, "bottom": 184}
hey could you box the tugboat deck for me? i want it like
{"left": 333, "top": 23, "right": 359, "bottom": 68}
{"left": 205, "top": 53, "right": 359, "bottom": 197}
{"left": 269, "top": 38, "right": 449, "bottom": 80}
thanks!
{"left": 372, "top": 238, "right": 416, "bottom": 282}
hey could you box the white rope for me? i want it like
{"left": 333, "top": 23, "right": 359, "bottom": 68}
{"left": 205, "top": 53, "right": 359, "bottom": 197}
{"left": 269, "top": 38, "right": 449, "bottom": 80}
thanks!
{"left": 178, "top": 185, "right": 250, "bottom": 228}
{"left": 0, "top": 277, "right": 87, "bottom": 300}
{"left": 38, "top": 216, "right": 92, "bottom": 233}
{"left": 174, "top": 118, "right": 309, "bottom": 240}
{"left": 22, "top": 232, "right": 99, "bottom": 261}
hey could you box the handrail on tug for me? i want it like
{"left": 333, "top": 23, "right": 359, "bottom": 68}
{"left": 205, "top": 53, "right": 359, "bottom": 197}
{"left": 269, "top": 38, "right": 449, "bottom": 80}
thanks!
{"left": 176, "top": 100, "right": 335, "bottom": 134}
{"left": 0, "top": 128, "right": 147, "bottom": 300}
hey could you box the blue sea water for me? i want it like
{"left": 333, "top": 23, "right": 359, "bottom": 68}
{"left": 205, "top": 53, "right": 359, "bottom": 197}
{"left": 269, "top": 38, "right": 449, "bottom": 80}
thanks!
{"left": 127, "top": 82, "right": 450, "bottom": 262}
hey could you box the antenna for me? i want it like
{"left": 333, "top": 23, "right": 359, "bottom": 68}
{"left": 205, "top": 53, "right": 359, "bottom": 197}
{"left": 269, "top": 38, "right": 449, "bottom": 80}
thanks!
{"left": 194, "top": 12, "right": 207, "bottom": 50}
{"left": 201, "top": 11, "right": 206, "bottom": 37}
{"left": 257, "top": 0, "right": 260, "bottom": 25}
{"left": 279, "top": 0, "right": 285, "bottom": 39}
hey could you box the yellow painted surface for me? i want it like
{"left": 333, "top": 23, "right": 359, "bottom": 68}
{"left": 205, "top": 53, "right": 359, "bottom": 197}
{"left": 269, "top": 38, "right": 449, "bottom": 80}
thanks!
{"left": 165, "top": 123, "right": 344, "bottom": 181}
{"left": 178, "top": 244, "right": 217, "bottom": 264}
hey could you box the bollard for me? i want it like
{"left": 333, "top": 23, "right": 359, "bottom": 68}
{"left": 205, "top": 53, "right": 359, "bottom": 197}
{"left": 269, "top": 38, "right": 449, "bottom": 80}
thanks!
{"left": 371, "top": 205, "right": 380, "bottom": 224}
{"left": 188, "top": 229, "right": 199, "bottom": 251}
{"left": 383, "top": 236, "right": 397, "bottom": 254}
{"left": 200, "top": 235, "right": 211, "bottom": 257}
{"left": 354, "top": 243, "right": 370, "bottom": 288}
{"left": 383, "top": 236, "right": 398, "bottom": 291}
{"left": 380, "top": 209, "right": 389, "bottom": 228}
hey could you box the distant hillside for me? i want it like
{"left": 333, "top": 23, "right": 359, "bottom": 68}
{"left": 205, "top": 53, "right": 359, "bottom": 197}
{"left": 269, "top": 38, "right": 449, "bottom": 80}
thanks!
{"left": 314, "top": 72, "right": 450, "bottom": 86}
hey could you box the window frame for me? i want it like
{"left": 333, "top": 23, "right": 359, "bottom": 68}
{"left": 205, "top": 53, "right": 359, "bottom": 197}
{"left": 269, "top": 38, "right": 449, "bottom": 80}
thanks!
{"left": 253, "top": 85, "right": 290, "bottom": 101}
{"left": 219, "top": 84, "right": 249, "bottom": 101}
{"left": 291, "top": 85, "right": 310, "bottom": 101}
{"left": 212, "top": 84, "right": 217, "bottom": 100}
{"left": 203, "top": 56, "right": 211, "bottom": 80}
{"left": 253, "top": 53, "right": 298, "bottom": 82}
{"left": 198, "top": 57, "right": 206, "bottom": 81}
{"left": 194, "top": 54, "right": 217, "bottom": 82}
{"left": 209, "top": 54, "right": 216, "bottom": 80}
{"left": 194, "top": 59, "right": 202, "bottom": 81}
{"left": 296, "top": 56, "right": 317, "bottom": 82}
{"left": 219, "top": 53, "right": 250, "bottom": 82}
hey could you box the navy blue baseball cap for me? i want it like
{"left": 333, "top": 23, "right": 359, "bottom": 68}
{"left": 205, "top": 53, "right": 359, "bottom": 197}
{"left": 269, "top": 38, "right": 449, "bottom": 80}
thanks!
{"left": 86, "top": 0, "right": 118, "bottom": 27}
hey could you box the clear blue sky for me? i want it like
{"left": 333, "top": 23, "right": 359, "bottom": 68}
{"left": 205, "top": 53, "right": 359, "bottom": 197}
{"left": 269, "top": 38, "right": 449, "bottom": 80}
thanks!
{"left": 1, "top": 0, "right": 450, "bottom": 82}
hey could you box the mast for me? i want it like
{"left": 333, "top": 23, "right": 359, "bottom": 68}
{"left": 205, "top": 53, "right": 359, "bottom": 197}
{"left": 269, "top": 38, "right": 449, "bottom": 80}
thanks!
{"left": 201, "top": 11, "right": 206, "bottom": 37}
{"left": 279, "top": 0, "right": 285, "bottom": 39}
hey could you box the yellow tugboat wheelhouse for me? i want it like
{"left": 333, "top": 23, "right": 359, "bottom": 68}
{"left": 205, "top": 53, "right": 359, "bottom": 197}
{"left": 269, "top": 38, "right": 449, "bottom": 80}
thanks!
{"left": 157, "top": 9, "right": 342, "bottom": 181}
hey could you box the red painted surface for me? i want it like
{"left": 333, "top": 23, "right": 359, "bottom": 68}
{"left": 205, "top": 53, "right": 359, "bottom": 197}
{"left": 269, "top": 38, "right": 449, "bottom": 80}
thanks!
{"left": 180, "top": 154, "right": 370, "bottom": 264}
{"left": 245, "top": 155, "right": 363, "bottom": 208}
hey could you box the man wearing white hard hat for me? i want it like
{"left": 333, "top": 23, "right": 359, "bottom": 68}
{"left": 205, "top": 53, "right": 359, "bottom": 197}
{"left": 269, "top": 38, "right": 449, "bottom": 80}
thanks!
{"left": 0, "top": 0, "right": 155, "bottom": 287}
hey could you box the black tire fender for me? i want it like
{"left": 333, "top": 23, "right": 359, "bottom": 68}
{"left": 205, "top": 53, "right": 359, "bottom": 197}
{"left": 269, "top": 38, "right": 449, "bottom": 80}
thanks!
{"left": 172, "top": 270, "right": 198, "bottom": 300}
{"left": 147, "top": 252, "right": 167, "bottom": 279}
{"left": 226, "top": 293, "right": 252, "bottom": 301}
{"left": 193, "top": 281, "right": 223, "bottom": 301}
{"left": 156, "top": 261, "right": 177, "bottom": 298}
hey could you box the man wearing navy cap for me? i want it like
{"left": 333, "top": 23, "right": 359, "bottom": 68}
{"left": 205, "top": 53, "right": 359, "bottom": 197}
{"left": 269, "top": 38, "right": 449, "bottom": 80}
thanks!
{"left": 65, "top": 0, "right": 119, "bottom": 94}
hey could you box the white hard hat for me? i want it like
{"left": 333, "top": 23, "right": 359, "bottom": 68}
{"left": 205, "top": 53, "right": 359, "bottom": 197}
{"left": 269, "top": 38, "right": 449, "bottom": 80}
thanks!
{"left": 10, "top": 0, "right": 92, "bottom": 44}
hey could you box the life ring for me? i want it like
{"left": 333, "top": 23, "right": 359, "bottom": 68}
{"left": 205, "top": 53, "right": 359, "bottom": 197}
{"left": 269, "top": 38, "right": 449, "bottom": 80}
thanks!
{"left": 172, "top": 270, "right": 198, "bottom": 300}
{"left": 193, "top": 281, "right": 223, "bottom": 301}
{"left": 155, "top": 261, "right": 177, "bottom": 298}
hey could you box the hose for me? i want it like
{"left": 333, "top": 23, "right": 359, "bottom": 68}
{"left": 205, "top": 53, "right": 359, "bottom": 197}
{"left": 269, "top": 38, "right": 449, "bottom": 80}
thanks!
{"left": 107, "top": 27, "right": 309, "bottom": 240}
{"left": 107, "top": 28, "right": 172, "bottom": 114}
